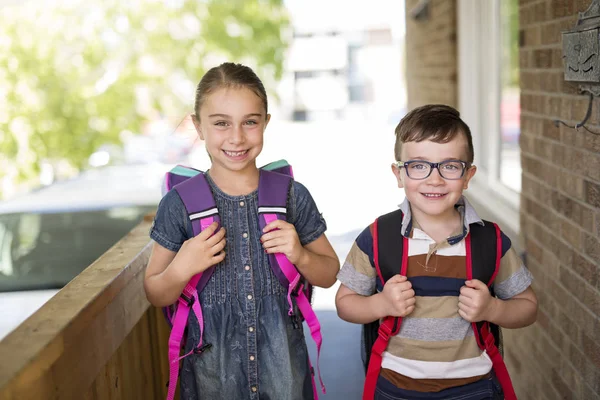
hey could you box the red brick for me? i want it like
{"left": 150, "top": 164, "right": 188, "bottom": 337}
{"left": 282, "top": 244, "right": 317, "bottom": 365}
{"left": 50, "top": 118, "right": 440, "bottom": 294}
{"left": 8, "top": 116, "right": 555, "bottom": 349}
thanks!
{"left": 560, "top": 218, "right": 582, "bottom": 249}
{"left": 543, "top": 71, "right": 560, "bottom": 92}
{"left": 533, "top": 49, "right": 553, "bottom": 68}
{"left": 520, "top": 48, "right": 530, "bottom": 69}
{"left": 547, "top": 96, "right": 562, "bottom": 117}
{"left": 550, "top": 369, "right": 576, "bottom": 399}
{"left": 584, "top": 233, "right": 600, "bottom": 263}
{"left": 525, "top": 25, "right": 542, "bottom": 46}
{"left": 571, "top": 253, "right": 598, "bottom": 289}
{"left": 582, "top": 129, "right": 600, "bottom": 153}
{"left": 560, "top": 126, "right": 585, "bottom": 147}
{"left": 551, "top": 48, "right": 564, "bottom": 69}
{"left": 560, "top": 97, "right": 573, "bottom": 121}
{"left": 542, "top": 22, "right": 561, "bottom": 45}
{"left": 543, "top": 247, "right": 561, "bottom": 279}
{"left": 551, "top": 0, "right": 575, "bottom": 18}
{"left": 583, "top": 152, "right": 600, "bottom": 182}
{"left": 559, "top": 78, "right": 580, "bottom": 95}
{"left": 585, "top": 180, "right": 600, "bottom": 208}
{"left": 558, "top": 171, "right": 585, "bottom": 201}
{"left": 582, "top": 334, "right": 600, "bottom": 370}
{"left": 572, "top": 97, "right": 592, "bottom": 126}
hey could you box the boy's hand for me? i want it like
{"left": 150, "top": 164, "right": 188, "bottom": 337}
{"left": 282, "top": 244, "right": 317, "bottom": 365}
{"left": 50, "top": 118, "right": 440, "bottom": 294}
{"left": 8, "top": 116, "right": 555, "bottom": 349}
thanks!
{"left": 261, "top": 220, "right": 304, "bottom": 264}
{"left": 458, "top": 279, "right": 497, "bottom": 322}
{"left": 380, "top": 274, "right": 416, "bottom": 318}
{"left": 180, "top": 222, "right": 226, "bottom": 277}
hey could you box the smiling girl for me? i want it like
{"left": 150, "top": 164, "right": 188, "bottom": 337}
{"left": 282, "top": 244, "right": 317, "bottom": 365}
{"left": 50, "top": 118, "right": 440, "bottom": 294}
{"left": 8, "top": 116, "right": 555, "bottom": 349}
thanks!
{"left": 144, "top": 62, "right": 339, "bottom": 400}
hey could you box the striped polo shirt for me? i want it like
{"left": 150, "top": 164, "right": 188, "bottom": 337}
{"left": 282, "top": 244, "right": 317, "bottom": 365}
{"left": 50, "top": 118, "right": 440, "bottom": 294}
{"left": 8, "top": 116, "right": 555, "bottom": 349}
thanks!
{"left": 337, "top": 196, "right": 533, "bottom": 393}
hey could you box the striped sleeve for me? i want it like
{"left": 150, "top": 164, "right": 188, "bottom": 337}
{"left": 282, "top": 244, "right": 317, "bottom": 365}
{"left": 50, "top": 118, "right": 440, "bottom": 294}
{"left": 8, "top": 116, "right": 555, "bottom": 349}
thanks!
{"left": 336, "top": 225, "right": 377, "bottom": 296}
{"left": 494, "top": 231, "right": 533, "bottom": 299}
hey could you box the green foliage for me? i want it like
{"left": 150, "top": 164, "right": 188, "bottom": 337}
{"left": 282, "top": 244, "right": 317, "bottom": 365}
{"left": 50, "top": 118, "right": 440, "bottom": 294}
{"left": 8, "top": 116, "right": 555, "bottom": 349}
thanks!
{"left": 0, "top": 0, "right": 289, "bottom": 194}
{"left": 501, "top": 0, "right": 519, "bottom": 88}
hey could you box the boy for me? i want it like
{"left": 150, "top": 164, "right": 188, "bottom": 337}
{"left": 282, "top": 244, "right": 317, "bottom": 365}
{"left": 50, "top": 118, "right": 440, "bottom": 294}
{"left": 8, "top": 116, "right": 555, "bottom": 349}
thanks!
{"left": 335, "top": 104, "right": 537, "bottom": 400}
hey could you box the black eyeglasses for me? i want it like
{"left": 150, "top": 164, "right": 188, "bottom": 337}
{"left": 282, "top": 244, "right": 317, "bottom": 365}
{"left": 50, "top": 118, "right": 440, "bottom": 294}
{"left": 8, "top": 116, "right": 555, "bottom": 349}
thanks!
{"left": 394, "top": 160, "right": 470, "bottom": 180}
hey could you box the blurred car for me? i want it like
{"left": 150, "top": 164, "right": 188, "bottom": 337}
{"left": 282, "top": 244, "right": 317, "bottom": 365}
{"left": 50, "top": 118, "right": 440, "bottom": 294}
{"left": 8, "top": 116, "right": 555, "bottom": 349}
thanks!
{"left": 0, "top": 163, "right": 166, "bottom": 340}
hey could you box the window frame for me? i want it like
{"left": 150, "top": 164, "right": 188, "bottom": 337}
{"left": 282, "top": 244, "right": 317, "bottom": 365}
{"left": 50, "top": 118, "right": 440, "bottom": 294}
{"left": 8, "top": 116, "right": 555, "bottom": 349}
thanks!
{"left": 457, "top": 0, "right": 520, "bottom": 234}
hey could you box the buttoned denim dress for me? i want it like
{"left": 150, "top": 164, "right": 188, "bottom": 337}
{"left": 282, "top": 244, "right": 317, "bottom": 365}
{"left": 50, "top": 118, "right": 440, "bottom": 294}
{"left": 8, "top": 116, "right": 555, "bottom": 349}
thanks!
{"left": 150, "top": 172, "right": 327, "bottom": 400}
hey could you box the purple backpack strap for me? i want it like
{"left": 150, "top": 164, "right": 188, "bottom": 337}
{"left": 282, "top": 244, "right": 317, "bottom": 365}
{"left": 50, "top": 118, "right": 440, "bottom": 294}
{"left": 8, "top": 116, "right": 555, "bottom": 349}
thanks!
{"left": 257, "top": 170, "right": 293, "bottom": 287}
{"left": 257, "top": 170, "right": 326, "bottom": 397}
{"left": 165, "top": 173, "right": 220, "bottom": 400}
{"left": 174, "top": 173, "right": 221, "bottom": 292}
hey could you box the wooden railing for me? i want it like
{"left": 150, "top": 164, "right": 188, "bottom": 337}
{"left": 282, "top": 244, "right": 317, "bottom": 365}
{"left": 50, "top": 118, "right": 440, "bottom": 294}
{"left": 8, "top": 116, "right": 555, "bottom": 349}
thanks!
{"left": 0, "top": 215, "right": 174, "bottom": 399}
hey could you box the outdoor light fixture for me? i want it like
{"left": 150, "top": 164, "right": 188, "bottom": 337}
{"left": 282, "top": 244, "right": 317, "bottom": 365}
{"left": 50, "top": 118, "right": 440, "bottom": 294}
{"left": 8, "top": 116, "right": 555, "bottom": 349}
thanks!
{"left": 556, "top": 0, "right": 600, "bottom": 134}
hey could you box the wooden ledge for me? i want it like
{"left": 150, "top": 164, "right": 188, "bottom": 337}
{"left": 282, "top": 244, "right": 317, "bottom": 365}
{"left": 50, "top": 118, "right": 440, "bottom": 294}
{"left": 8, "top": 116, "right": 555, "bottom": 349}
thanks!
{"left": 0, "top": 217, "right": 154, "bottom": 399}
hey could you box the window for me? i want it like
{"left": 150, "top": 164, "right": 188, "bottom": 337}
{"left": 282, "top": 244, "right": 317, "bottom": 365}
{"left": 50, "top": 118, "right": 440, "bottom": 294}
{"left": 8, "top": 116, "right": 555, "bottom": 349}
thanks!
{"left": 499, "top": 0, "right": 521, "bottom": 192}
{"left": 458, "top": 0, "right": 520, "bottom": 234}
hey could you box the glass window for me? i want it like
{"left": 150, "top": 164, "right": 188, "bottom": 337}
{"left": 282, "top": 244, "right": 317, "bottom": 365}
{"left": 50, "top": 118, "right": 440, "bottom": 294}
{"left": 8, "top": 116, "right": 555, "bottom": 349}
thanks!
{"left": 499, "top": 0, "right": 521, "bottom": 192}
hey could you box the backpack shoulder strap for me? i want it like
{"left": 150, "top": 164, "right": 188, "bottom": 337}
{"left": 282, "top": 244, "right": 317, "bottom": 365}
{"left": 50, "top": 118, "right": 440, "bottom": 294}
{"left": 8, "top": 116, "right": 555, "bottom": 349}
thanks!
{"left": 257, "top": 169, "right": 292, "bottom": 221}
{"left": 466, "top": 221, "right": 517, "bottom": 400}
{"left": 173, "top": 172, "right": 220, "bottom": 236}
{"left": 468, "top": 220, "right": 501, "bottom": 286}
{"left": 256, "top": 168, "right": 326, "bottom": 395}
{"left": 375, "top": 209, "right": 407, "bottom": 282}
{"left": 164, "top": 172, "right": 220, "bottom": 400}
{"left": 363, "top": 209, "right": 408, "bottom": 399}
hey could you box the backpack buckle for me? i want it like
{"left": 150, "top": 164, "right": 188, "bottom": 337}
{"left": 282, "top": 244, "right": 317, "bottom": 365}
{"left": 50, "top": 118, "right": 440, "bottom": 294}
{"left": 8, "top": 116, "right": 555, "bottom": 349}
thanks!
{"left": 290, "top": 282, "right": 304, "bottom": 297}
{"left": 179, "top": 293, "right": 195, "bottom": 307}
{"left": 193, "top": 343, "right": 212, "bottom": 354}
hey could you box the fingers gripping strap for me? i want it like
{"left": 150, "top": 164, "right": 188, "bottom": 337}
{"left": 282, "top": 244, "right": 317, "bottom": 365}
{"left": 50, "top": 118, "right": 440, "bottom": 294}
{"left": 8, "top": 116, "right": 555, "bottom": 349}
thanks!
{"left": 262, "top": 211, "right": 325, "bottom": 395}
{"left": 166, "top": 216, "right": 216, "bottom": 400}
{"left": 363, "top": 219, "right": 408, "bottom": 399}
{"left": 263, "top": 213, "right": 299, "bottom": 303}
{"left": 466, "top": 229, "right": 516, "bottom": 399}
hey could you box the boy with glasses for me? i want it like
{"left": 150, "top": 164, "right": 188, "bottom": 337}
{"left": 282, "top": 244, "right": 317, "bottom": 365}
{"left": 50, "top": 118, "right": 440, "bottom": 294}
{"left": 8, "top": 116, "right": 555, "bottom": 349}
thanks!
{"left": 335, "top": 104, "right": 537, "bottom": 399}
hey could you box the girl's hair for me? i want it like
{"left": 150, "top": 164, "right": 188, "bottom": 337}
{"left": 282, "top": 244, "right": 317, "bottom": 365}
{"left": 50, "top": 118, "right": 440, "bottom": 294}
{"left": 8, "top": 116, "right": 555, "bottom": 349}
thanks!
{"left": 394, "top": 104, "right": 474, "bottom": 163}
{"left": 193, "top": 62, "right": 268, "bottom": 118}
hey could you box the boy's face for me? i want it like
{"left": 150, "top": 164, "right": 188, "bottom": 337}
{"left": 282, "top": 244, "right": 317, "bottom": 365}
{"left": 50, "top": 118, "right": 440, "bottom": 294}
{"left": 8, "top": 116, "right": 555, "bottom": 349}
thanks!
{"left": 392, "top": 133, "right": 476, "bottom": 221}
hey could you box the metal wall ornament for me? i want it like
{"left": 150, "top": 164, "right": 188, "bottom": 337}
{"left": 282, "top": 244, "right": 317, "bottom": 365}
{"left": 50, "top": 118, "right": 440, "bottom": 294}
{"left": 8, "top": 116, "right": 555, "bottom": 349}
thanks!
{"left": 555, "top": 0, "right": 600, "bottom": 134}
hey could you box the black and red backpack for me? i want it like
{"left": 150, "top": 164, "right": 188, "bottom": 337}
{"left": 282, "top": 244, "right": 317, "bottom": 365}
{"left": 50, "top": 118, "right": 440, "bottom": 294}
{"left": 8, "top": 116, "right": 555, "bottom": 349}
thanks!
{"left": 361, "top": 209, "right": 517, "bottom": 400}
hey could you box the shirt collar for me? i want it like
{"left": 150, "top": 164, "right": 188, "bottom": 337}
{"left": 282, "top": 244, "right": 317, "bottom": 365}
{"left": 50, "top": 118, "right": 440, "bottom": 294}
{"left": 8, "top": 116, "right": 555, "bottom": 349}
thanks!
{"left": 398, "top": 196, "right": 484, "bottom": 243}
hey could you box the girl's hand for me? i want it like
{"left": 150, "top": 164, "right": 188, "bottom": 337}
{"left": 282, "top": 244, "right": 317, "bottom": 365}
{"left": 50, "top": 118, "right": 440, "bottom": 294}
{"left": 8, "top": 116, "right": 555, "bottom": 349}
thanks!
{"left": 458, "top": 279, "right": 496, "bottom": 322}
{"left": 179, "top": 222, "right": 226, "bottom": 278}
{"left": 261, "top": 220, "right": 304, "bottom": 264}
{"left": 379, "top": 274, "right": 415, "bottom": 318}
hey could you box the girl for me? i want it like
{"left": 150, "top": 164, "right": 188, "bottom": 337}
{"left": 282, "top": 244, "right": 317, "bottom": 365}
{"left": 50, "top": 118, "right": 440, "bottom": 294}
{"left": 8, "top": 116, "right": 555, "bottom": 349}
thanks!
{"left": 144, "top": 62, "right": 340, "bottom": 400}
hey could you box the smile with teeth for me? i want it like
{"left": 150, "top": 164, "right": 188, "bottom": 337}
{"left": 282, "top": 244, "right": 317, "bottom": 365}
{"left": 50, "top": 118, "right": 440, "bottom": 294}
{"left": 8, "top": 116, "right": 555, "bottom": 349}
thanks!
{"left": 422, "top": 193, "right": 446, "bottom": 198}
{"left": 223, "top": 150, "right": 248, "bottom": 157}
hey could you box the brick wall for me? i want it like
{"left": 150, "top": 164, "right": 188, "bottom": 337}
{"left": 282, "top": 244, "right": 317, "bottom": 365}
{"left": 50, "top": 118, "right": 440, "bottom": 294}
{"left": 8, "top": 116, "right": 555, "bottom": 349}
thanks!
{"left": 403, "top": 0, "right": 600, "bottom": 399}
{"left": 517, "top": 0, "right": 600, "bottom": 399}
{"left": 405, "top": 0, "right": 458, "bottom": 109}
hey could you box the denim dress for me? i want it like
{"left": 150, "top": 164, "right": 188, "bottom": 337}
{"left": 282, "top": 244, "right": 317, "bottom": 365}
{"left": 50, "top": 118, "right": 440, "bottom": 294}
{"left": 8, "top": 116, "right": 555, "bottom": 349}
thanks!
{"left": 150, "top": 172, "right": 327, "bottom": 400}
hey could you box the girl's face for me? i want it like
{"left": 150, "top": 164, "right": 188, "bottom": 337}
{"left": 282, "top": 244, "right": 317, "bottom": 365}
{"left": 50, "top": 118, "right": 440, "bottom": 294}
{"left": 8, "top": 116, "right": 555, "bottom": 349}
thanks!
{"left": 194, "top": 86, "right": 270, "bottom": 175}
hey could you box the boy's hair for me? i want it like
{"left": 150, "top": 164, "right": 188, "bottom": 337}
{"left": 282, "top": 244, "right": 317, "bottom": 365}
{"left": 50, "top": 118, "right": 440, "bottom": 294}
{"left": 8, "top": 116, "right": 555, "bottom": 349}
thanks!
{"left": 193, "top": 62, "right": 268, "bottom": 118}
{"left": 394, "top": 104, "right": 474, "bottom": 163}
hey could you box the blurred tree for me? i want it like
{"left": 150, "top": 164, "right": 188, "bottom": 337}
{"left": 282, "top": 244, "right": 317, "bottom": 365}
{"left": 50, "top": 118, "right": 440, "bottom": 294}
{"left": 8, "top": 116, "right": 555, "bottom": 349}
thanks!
{"left": 0, "top": 0, "right": 289, "bottom": 197}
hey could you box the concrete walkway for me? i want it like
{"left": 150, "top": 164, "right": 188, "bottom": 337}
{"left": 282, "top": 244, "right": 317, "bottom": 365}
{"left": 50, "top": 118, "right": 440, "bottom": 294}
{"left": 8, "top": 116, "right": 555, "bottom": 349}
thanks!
{"left": 304, "top": 229, "right": 366, "bottom": 400}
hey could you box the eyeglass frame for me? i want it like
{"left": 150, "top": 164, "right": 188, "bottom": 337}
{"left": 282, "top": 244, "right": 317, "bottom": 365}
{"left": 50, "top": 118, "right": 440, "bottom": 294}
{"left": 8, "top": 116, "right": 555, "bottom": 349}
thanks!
{"left": 394, "top": 159, "right": 471, "bottom": 180}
